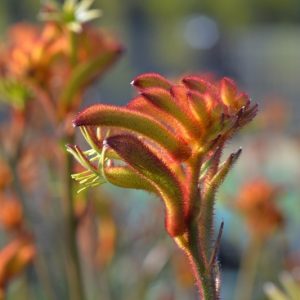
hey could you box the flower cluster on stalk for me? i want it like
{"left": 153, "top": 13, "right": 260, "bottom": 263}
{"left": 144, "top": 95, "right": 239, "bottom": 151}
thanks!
{"left": 68, "top": 73, "right": 257, "bottom": 237}
{"left": 0, "top": 2, "right": 122, "bottom": 116}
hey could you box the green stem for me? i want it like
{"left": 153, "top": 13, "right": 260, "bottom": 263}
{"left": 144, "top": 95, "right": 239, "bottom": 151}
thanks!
{"left": 234, "top": 237, "right": 263, "bottom": 300}
{"left": 60, "top": 27, "right": 86, "bottom": 300}
{"left": 69, "top": 30, "right": 78, "bottom": 67}
{"left": 187, "top": 221, "right": 218, "bottom": 300}
{"left": 63, "top": 134, "right": 86, "bottom": 300}
{"left": 6, "top": 154, "right": 55, "bottom": 300}
{"left": 198, "top": 141, "right": 224, "bottom": 259}
{"left": 183, "top": 152, "right": 219, "bottom": 300}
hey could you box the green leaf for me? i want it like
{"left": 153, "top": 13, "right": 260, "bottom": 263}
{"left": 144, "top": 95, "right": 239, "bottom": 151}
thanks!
{"left": 205, "top": 148, "right": 242, "bottom": 201}
{"left": 74, "top": 104, "right": 191, "bottom": 160}
{"left": 0, "top": 78, "right": 32, "bottom": 109}
{"left": 198, "top": 148, "right": 242, "bottom": 248}
{"left": 264, "top": 282, "right": 288, "bottom": 300}
{"left": 280, "top": 272, "right": 300, "bottom": 300}
{"left": 59, "top": 48, "right": 122, "bottom": 112}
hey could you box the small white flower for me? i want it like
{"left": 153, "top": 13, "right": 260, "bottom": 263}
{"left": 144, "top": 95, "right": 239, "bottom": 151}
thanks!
{"left": 40, "top": 0, "right": 102, "bottom": 33}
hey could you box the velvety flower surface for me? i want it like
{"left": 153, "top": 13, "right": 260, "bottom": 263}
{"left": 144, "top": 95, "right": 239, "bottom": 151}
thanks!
{"left": 69, "top": 73, "right": 257, "bottom": 237}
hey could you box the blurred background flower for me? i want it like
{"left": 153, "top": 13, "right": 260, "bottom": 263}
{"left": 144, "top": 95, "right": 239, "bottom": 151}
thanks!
{"left": 235, "top": 179, "right": 284, "bottom": 240}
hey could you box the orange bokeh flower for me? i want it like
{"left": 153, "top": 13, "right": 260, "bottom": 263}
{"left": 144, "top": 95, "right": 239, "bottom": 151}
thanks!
{"left": 96, "top": 216, "right": 116, "bottom": 267}
{"left": 0, "top": 236, "right": 35, "bottom": 294}
{"left": 0, "top": 23, "right": 64, "bottom": 87}
{"left": 235, "top": 179, "right": 284, "bottom": 239}
{"left": 0, "top": 21, "right": 122, "bottom": 111}
{"left": 0, "top": 196, "right": 23, "bottom": 231}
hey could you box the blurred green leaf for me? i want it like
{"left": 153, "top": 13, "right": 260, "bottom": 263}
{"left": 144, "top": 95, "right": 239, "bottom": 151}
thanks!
{"left": 59, "top": 48, "right": 121, "bottom": 111}
{"left": 0, "top": 78, "right": 32, "bottom": 109}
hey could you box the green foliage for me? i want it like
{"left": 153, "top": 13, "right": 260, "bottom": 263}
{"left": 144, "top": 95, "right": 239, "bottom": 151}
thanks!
{"left": 265, "top": 272, "right": 300, "bottom": 300}
{"left": 60, "top": 47, "right": 122, "bottom": 110}
{"left": 0, "top": 78, "right": 32, "bottom": 109}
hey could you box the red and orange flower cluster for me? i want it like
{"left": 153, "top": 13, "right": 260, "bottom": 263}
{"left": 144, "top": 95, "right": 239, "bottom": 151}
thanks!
{"left": 70, "top": 73, "right": 257, "bottom": 237}
{"left": 68, "top": 73, "right": 257, "bottom": 297}
{"left": 0, "top": 19, "right": 122, "bottom": 117}
{"left": 0, "top": 1, "right": 123, "bottom": 296}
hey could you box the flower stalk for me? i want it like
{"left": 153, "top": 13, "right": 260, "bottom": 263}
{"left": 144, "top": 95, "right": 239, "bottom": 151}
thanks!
{"left": 68, "top": 73, "right": 257, "bottom": 299}
{"left": 63, "top": 133, "right": 86, "bottom": 300}
{"left": 234, "top": 236, "right": 263, "bottom": 300}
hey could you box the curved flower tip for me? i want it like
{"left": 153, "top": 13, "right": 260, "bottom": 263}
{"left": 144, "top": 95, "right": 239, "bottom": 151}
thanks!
{"left": 182, "top": 75, "right": 213, "bottom": 94}
{"left": 73, "top": 104, "right": 191, "bottom": 160}
{"left": 74, "top": 74, "right": 257, "bottom": 154}
{"left": 131, "top": 73, "right": 172, "bottom": 90}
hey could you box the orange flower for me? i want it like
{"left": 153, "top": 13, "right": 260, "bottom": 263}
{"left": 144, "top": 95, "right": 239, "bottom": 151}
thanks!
{"left": 0, "top": 196, "right": 23, "bottom": 231}
{"left": 0, "top": 236, "right": 35, "bottom": 292}
{"left": 0, "top": 22, "right": 122, "bottom": 103}
{"left": 1, "top": 23, "right": 64, "bottom": 87}
{"left": 235, "top": 179, "right": 284, "bottom": 239}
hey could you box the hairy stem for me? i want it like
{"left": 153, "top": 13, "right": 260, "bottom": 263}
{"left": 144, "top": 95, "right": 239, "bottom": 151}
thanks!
{"left": 187, "top": 221, "right": 217, "bottom": 300}
{"left": 183, "top": 151, "right": 219, "bottom": 300}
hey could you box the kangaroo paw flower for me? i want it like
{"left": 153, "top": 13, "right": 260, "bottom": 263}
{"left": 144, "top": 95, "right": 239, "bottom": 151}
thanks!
{"left": 68, "top": 72, "right": 257, "bottom": 299}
